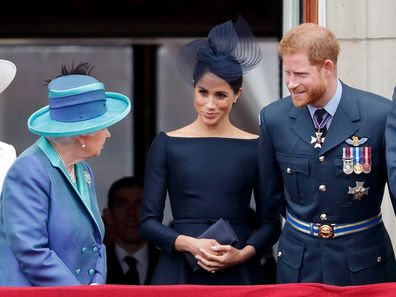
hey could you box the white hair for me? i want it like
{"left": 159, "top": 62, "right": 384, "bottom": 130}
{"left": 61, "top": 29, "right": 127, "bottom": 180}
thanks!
{"left": 46, "top": 136, "right": 78, "bottom": 146}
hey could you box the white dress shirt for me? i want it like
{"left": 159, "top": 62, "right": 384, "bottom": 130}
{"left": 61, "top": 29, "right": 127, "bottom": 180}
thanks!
{"left": 115, "top": 243, "right": 149, "bottom": 285}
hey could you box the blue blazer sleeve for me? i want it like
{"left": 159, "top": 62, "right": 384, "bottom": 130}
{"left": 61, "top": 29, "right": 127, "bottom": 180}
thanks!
{"left": 139, "top": 133, "right": 180, "bottom": 254}
{"left": 3, "top": 155, "right": 81, "bottom": 285}
{"left": 258, "top": 107, "right": 287, "bottom": 219}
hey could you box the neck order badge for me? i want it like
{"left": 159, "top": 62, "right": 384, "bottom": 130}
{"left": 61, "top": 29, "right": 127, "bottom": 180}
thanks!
{"left": 311, "top": 109, "right": 330, "bottom": 148}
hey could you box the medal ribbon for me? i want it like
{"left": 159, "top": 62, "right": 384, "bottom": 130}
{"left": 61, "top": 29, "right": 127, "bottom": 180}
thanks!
{"left": 313, "top": 110, "right": 331, "bottom": 131}
{"left": 343, "top": 147, "right": 351, "bottom": 159}
{"left": 363, "top": 146, "right": 371, "bottom": 165}
{"left": 342, "top": 147, "right": 353, "bottom": 175}
{"left": 354, "top": 147, "right": 362, "bottom": 165}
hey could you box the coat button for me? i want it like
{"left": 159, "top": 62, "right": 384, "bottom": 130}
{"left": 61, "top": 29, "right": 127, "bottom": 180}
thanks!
{"left": 319, "top": 185, "right": 326, "bottom": 192}
{"left": 81, "top": 247, "right": 88, "bottom": 254}
{"left": 92, "top": 246, "right": 98, "bottom": 253}
{"left": 377, "top": 256, "right": 382, "bottom": 263}
{"left": 88, "top": 269, "right": 95, "bottom": 276}
{"left": 75, "top": 269, "right": 81, "bottom": 275}
{"left": 319, "top": 156, "right": 325, "bottom": 162}
{"left": 277, "top": 251, "right": 282, "bottom": 257}
{"left": 286, "top": 168, "right": 292, "bottom": 174}
{"left": 320, "top": 214, "right": 327, "bottom": 221}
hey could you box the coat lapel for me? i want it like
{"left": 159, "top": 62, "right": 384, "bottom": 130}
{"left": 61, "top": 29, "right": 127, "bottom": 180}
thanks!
{"left": 77, "top": 163, "right": 104, "bottom": 239}
{"left": 60, "top": 165, "right": 104, "bottom": 239}
{"left": 290, "top": 106, "right": 317, "bottom": 146}
{"left": 288, "top": 83, "right": 360, "bottom": 154}
{"left": 319, "top": 84, "right": 360, "bottom": 155}
{"left": 86, "top": 171, "right": 105, "bottom": 239}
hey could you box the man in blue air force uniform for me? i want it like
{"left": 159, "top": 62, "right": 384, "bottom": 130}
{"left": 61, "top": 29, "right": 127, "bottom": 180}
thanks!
{"left": 259, "top": 23, "right": 396, "bottom": 285}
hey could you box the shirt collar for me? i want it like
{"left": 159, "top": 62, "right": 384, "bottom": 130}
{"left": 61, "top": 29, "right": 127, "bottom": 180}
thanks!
{"left": 308, "top": 79, "right": 342, "bottom": 118}
{"left": 115, "top": 243, "right": 129, "bottom": 264}
{"left": 115, "top": 242, "right": 149, "bottom": 274}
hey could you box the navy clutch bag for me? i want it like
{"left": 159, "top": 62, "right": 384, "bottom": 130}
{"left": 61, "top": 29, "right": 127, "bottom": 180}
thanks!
{"left": 184, "top": 218, "right": 238, "bottom": 271}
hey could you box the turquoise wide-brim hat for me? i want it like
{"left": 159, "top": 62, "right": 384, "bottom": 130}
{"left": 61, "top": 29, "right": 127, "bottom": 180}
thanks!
{"left": 28, "top": 74, "right": 131, "bottom": 137}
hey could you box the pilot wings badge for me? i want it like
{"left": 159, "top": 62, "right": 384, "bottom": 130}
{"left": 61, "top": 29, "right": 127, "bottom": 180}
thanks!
{"left": 345, "top": 135, "right": 368, "bottom": 147}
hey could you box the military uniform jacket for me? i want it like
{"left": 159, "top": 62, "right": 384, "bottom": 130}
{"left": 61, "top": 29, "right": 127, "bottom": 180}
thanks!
{"left": 258, "top": 82, "right": 396, "bottom": 285}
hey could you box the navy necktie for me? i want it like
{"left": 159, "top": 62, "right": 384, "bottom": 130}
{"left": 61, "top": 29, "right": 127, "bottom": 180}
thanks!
{"left": 124, "top": 256, "right": 140, "bottom": 285}
{"left": 314, "top": 108, "right": 328, "bottom": 137}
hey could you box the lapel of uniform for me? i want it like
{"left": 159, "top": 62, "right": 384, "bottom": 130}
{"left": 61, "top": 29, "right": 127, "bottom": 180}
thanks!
{"left": 290, "top": 105, "right": 316, "bottom": 146}
{"left": 319, "top": 84, "right": 360, "bottom": 155}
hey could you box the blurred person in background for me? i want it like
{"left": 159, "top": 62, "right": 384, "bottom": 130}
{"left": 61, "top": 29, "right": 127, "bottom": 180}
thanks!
{"left": 104, "top": 176, "right": 159, "bottom": 285}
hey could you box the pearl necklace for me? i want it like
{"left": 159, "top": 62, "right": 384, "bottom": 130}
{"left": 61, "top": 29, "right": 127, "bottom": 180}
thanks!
{"left": 53, "top": 147, "right": 76, "bottom": 183}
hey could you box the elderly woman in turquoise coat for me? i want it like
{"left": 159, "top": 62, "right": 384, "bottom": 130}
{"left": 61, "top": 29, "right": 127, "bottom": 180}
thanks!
{"left": 0, "top": 62, "right": 131, "bottom": 286}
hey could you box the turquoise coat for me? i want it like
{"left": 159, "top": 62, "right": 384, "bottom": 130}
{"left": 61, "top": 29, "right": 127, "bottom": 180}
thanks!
{"left": 0, "top": 137, "right": 106, "bottom": 286}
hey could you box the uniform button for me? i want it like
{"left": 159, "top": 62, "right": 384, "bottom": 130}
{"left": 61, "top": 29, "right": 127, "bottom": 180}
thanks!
{"left": 377, "top": 256, "right": 382, "bottom": 263}
{"left": 81, "top": 247, "right": 88, "bottom": 254}
{"left": 286, "top": 168, "right": 292, "bottom": 174}
{"left": 319, "top": 185, "right": 326, "bottom": 192}
{"left": 277, "top": 251, "right": 282, "bottom": 257}
{"left": 320, "top": 214, "right": 327, "bottom": 221}
{"left": 88, "top": 269, "right": 95, "bottom": 276}
{"left": 319, "top": 156, "right": 325, "bottom": 162}
{"left": 92, "top": 246, "right": 98, "bottom": 253}
{"left": 75, "top": 269, "right": 81, "bottom": 275}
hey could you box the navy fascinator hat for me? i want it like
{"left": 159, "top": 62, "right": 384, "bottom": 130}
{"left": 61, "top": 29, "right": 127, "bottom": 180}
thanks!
{"left": 176, "top": 16, "right": 262, "bottom": 85}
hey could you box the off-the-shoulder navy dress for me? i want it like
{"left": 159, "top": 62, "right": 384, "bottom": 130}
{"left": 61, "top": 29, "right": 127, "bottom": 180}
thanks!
{"left": 139, "top": 132, "right": 280, "bottom": 284}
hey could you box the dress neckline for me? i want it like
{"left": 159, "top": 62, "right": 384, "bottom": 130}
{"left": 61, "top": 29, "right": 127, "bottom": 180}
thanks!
{"left": 161, "top": 131, "right": 258, "bottom": 141}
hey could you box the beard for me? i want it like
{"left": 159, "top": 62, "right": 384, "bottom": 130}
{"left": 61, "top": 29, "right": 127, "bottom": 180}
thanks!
{"left": 290, "top": 77, "right": 327, "bottom": 108}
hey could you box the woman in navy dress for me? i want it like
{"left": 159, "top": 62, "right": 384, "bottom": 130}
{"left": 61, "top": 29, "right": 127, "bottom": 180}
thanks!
{"left": 139, "top": 17, "right": 281, "bottom": 285}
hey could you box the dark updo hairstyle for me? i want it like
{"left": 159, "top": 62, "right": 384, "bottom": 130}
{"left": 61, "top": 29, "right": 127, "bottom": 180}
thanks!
{"left": 177, "top": 16, "right": 262, "bottom": 94}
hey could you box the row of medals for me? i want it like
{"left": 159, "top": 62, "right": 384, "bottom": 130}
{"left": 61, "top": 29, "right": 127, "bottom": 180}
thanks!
{"left": 342, "top": 146, "right": 371, "bottom": 175}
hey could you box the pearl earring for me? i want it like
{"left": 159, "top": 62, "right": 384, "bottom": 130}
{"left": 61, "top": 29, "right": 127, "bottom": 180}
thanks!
{"left": 81, "top": 143, "right": 86, "bottom": 148}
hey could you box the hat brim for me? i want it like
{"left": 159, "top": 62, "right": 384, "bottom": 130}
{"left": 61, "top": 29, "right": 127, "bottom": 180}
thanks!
{"left": 0, "top": 59, "right": 16, "bottom": 94}
{"left": 28, "top": 92, "right": 131, "bottom": 137}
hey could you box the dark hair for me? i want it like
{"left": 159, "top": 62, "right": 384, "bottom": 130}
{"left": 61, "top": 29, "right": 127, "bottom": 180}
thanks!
{"left": 44, "top": 61, "right": 95, "bottom": 85}
{"left": 177, "top": 16, "right": 261, "bottom": 91}
{"left": 193, "top": 66, "right": 243, "bottom": 94}
{"left": 107, "top": 176, "right": 143, "bottom": 209}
